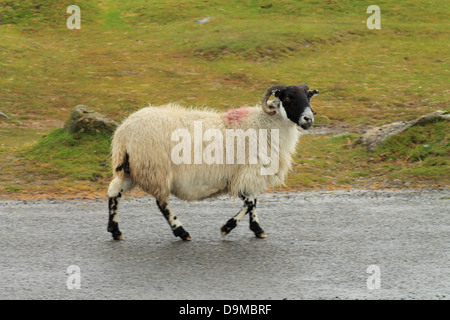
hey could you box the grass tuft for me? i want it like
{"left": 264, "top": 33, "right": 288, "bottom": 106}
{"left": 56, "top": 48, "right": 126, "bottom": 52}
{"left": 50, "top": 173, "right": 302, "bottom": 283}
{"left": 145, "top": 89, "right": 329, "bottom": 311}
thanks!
{"left": 22, "top": 128, "right": 111, "bottom": 182}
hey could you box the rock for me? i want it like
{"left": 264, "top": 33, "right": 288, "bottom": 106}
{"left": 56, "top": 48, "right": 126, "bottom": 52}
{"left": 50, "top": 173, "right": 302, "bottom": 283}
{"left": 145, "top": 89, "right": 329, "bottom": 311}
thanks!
{"left": 356, "top": 120, "right": 416, "bottom": 152}
{"left": 194, "top": 17, "right": 212, "bottom": 24}
{"left": 64, "top": 105, "right": 118, "bottom": 135}
{"left": 415, "top": 110, "right": 449, "bottom": 125}
{"left": 356, "top": 110, "right": 448, "bottom": 151}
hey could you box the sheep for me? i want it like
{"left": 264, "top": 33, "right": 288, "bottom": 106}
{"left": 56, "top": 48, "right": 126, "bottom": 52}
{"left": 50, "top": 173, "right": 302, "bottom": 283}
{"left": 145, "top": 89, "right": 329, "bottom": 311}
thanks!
{"left": 107, "top": 83, "right": 319, "bottom": 241}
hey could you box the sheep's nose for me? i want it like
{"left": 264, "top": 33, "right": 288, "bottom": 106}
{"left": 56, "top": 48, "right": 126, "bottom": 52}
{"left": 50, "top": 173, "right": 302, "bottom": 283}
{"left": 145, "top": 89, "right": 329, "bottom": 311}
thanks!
{"left": 302, "top": 116, "right": 312, "bottom": 123}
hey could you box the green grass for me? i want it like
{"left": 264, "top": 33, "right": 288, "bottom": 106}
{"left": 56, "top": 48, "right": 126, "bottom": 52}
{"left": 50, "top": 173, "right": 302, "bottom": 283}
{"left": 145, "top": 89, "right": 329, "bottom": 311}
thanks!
{"left": 374, "top": 118, "right": 449, "bottom": 180}
{"left": 0, "top": 127, "right": 46, "bottom": 150}
{"left": 22, "top": 128, "right": 111, "bottom": 182}
{"left": 378, "top": 119, "right": 449, "bottom": 161}
{"left": 1, "top": 0, "right": 448, "bottom": 121}
{"left": 0, "top": 0, "right": 448, "bottom": 196}
{"left": 284, "top": 119, "right": 449, "bottom": 190}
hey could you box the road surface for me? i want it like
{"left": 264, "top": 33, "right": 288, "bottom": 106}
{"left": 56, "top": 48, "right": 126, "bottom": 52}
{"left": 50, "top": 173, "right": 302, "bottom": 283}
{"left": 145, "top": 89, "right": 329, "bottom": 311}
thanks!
{"left": 0, "top": 189, "right": 449, "bottom": 299}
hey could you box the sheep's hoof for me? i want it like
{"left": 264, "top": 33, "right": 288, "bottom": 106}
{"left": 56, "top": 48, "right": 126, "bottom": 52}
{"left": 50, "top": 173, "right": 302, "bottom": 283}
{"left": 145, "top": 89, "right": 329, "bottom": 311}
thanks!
{"left": 112, "top": 233, "right": 124, "bottom": 240}
{"left": 255, "top": 233, "right": 267, "bottom": 239}
{"left": 221, "top": 218, "right": 237, "bottom": 237}
{"left": 173, "top": 226, "right": 191, "bottom": 241}
{"left": 110, "top": 229, "right": 124, "bottom": 240}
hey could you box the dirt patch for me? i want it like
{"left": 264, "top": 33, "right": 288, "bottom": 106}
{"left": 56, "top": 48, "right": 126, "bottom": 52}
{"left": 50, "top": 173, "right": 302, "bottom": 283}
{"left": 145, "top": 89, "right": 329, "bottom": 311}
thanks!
{"left": 0, "top": 119, "right": 65, "bottom": 130}
{"left": 305, "top": 123, "right": 372, "bottom": 135}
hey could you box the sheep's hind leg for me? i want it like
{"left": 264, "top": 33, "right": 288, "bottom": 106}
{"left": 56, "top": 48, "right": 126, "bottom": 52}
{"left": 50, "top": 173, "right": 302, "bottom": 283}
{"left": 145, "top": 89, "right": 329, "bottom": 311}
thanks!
{"left": 108, "top": 195, "right": 123, "bottom": 240}
{"left": 156, "top": 200, "right": 192, "bottom": 241}
{"left": 107, "top": 176, "right": 133, "bottom": 240}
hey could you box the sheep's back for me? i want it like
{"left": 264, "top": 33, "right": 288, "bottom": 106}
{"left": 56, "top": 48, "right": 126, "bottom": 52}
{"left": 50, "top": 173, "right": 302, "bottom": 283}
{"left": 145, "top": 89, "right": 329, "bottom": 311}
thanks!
{"left": 112, "top": 104, "right": 227, "bottom": 198}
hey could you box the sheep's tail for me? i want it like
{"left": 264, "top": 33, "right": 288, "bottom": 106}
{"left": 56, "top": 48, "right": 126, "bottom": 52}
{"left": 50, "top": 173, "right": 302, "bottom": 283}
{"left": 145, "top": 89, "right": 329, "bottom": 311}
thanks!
{"left": 111, "top": 139, "right": 130, "bottom": 180}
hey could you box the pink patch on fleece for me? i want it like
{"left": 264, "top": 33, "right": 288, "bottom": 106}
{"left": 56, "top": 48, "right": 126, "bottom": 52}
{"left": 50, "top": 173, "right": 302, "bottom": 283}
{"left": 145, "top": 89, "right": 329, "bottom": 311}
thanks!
{"left": 223, "top": 107, "right": 251, "bottom": 125}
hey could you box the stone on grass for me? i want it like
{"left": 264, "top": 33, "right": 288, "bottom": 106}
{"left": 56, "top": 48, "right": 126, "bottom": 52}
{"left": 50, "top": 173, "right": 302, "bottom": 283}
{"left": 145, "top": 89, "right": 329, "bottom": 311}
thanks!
{"left": 64, "top": 105, "right": 118, "bottom": 135}
{"left": 356, "top": 110, "right": 448, "bottom": 151}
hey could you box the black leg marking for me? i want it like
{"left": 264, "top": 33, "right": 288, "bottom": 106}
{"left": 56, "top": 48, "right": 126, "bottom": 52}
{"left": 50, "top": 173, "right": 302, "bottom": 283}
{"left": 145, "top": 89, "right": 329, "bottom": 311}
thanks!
{"left": 221, "top": 218, "right": 238, "bottom": 236}
{"left": 221, "top": 196, "right": 261, "bottom": 237}
{"left": 249, "top": 213, "right": 265, "bottom": 238}
{"left": 156, "top": 200, "right": 170, "bottom": 220}
{"left": 115, "top": 153, "right": 131, "bottom": 175}
{"left": 173, "top": 226, "right": 191, "bottom": 240}
{"left": 156, "top": 200, "right": 191, "bottom": 241}
{"left": 247, "top": 198, "right": 266, "bottom": 238}
{"left": 108, "top": 193, "right": 123, "bottom": 240}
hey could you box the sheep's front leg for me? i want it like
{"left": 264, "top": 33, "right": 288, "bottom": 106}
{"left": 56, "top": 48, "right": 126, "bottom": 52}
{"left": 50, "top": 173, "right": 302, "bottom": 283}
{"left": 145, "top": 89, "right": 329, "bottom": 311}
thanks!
{"left": 156, "top": 200, "right": 192, "bottom": 241}
{"left": 220, "top": 202, "right": 249, "bottom": 237}
{"left": 248, "top": 199, "right": 267, "bottom": 238}
{"left": 221, "top": 196, "right": 266, "bottom": 238}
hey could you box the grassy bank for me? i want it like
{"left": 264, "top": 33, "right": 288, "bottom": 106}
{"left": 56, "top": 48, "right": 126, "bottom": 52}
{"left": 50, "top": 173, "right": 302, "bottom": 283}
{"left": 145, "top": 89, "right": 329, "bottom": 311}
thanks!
{"left": 2, "top": 117, "right": 448, "bottom": 199}
{"left": 0, "top": 0, "right": 448, "bottom": 198}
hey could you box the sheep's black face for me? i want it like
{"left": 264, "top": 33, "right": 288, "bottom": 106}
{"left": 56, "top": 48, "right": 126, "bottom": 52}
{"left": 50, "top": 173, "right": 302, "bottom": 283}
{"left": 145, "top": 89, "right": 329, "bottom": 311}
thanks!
{"left": 274, "top": 84, "right": 319, "bottom": 130}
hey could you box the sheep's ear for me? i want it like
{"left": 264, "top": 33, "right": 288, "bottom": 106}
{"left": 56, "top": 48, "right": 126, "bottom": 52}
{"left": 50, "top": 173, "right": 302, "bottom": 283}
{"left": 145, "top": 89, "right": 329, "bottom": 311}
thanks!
{"left": 272, "top": 89, "right": 282, "bottom": 99}
{"left": 308, "top": 89, "right": 319, "bottom": 99}
{"left": 273, "top": 89, "right": 289, "bottom": 103}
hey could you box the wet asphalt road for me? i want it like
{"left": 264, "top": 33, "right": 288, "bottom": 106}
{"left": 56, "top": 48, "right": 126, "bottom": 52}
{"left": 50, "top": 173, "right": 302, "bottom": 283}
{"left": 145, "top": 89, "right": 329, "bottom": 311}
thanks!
{"left": 0, "top": 190, "right": 449, "bottom": 300}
